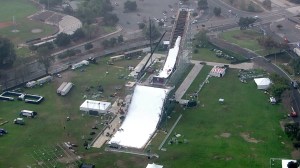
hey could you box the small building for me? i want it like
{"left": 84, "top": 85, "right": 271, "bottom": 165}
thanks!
{"left": 146, "top": 163, "right": 163, "bottom": 168}
{"left": 254, "top": 78, "right": 271, "bottom": 90}
{"left": 80, "top": 100, "right": 111, "bottom": 115}
{"left": 209, "top": 66, "right": 226, "bottom": 77}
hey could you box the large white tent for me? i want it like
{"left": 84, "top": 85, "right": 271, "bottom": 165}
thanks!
{"left": 109, "top": 85, "right": 169, "bottom": 149}
{"left": 80, "top": 100, "right": 111, "bottom": 114}
{"left": 254, "top": 78, "right": 272, "bottom": 90}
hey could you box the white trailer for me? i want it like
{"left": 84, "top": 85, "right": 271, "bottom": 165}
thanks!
{"left": 37, "top": 75, "right": 53, "bottom": 85}
{"left": 26, "top": 81, "right": 37, "bottom": 88}
{"left": 71, "top": 60, "right": 89, "bottom": 70}
{"left": 57, "top": 82, "right": 68, "bottom": 94}
{"left": 60, "top": 82, "right": 73, "bottom": 96}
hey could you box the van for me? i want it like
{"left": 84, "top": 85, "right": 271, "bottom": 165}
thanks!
{"left": 20, "top": 110, "right": 37, "bottom": 118}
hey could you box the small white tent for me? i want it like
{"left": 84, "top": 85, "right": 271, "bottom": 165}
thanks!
{"left": 146, "top": 163, "right": 163, "bottom": 168}
{"left": 254, "top": 78, "right": 271, "bottom": 90}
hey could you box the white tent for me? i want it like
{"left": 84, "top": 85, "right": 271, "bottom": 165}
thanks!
{"left": 209, "top": 66, "right": 226, "bottom": 77}
{"left": 80, "top": 100, "right": 111, "bottom": 114}
{"left": 109, "top": 85, "right": 169, "bottom": 148}
{"left": 146, "top": 163, "right": 163, "bottom": 168}
{"left": 254, "top": 78, "right": 272, "bottom": 90}
{"left": 281, "top": 159, "right": 298, "bottom": 168}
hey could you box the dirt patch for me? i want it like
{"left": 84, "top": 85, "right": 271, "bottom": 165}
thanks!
{"left": 291, "top": 150, "right": 300, "bottom": 159}
{"left": 220, "top": 132, "right": 231, "bottom": 138}
{"left": 32, "top": 28, "right": 42, "bottom": 33}
{"left": 213, "top": 155, "right": 233, "bottom": 161}
{"left": 0, "top": 21, "right": 13, "bottom": 29}
{"left": 240, "top": 132, "right": 260, "bottom": 143}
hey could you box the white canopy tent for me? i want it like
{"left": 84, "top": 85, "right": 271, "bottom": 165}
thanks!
{"left": 80, "top": 100, "right": 111, "bottom": 114}
{"left": 146, "top": 163, "right": 163, "bottom": 168}
{"left": 254, "top": 78, "right": 272, "bottom": 90}
{"left": 109, "top": 85, "right": 169, "bottom": 149}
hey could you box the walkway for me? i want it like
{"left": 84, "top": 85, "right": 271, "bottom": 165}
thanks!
{"left": 175, "top": 63, "right": 203, "bottom": 102}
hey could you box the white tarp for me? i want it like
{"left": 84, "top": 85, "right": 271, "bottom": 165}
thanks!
{"left": 80, "top": 100, "right": 111, "bottom": 113}
{"left": 109, "top": 85, "right": 169, "bottom": 148}
{"left": 254, "top": 78, "right": 271, "bottom": 90}
{"left": 146, "top": 163, "right": 163, "bottom": 168}
{"left": 281, "top": 159, "right": 297, "bottom": 168}
{"left": 156, "top": 36, "right": 181, "bottom": 78}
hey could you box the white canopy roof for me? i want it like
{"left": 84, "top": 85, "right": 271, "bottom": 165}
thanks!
{"left": 80, "top": 100, "right": 111, "bottom": 112}
{"left": 109, "top": 85, "right": 169, "bottom": 148}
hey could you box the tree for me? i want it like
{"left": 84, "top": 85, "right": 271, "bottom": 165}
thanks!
{"left": 138, "top": 22, "right": 146, "bottom": 29}
{"left": 290, "top": 57, "right": 300, "bottom": 76}
{"left": 143, "top": 22, "right": 161, "bottom": 40}
{"left": 263, "top": 0, "right": 272, "bottom": 9}
{"left": 124, "top": 1, "right": 137, "bottom": 12}
{"left": 37, "top": 46, "right": 53, "bottom": 74}
{"left": 238, "top": 17, "right": 257, "bottom": 30}
{"left": 0, "top": 37, "right": 16, "bottom": 67}
{"left": 198, "top": 0, "right": 208, "bottom": 9}
{"left": 287, "top": 161, "right": 299, "bottom": 168}
{"left": 103, "top": 13, "right": 119, "bottom": 26}
{"left": 158, "top": 21, "right": 164, "bottom": 27}
{"left": 39, "top": 0, "right": 62, "bottom": 8}
{"left": 276, "top": 24, "right": 283, "bottom": 30}
{"left": 269, "top": 73, "right": 289, "bottom": 98}
{"left": 109, "top": 37, "right": 117, "bottom": 47}
{"left": 102, "top": 39, "right": 110, "bottom": 48}
{"left": 213, "top": 7, "right": 221, "bottom": 16}
{"left": 257, "top": 36, "right": 278, "bottom": 53}
{"left": 194, "top": 30, "right": 209, "bottom": 47}
{"left": 72, "top": 28, "right": 85, "bottom": 41}
{"left": 117, "top": 35, "right": 124, "bottom": 43}
{"left": 247, "top": 2, "right": 255, "bottom": 12}
{"left": 84, "top": 43, "right": 93, "bottom": 50}
{"left": 55, "top": 33, "right": 71, "bottom": 47}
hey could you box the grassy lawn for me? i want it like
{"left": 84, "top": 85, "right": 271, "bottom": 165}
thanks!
{"left": 0, "top": 58, "right": 142, "bottom": 167}
{"left": 183, "top": 65, "right": 212, "bottom": 98}
{"left": 220, "top": 29, "right": 280, "bottom": 56}
{"left": 0, "top": 0, "right": 57, "bottom": 44}
{"left": 151, "top": 69, "right": 292, "bottom": 168}
{"left": 1, "top": 58, "right": 294, "bottom": 167}
{"left": 193, "top": 48, "right": 231, "bottom": 63}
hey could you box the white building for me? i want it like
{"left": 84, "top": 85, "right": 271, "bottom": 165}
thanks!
{"left": 80, "top": 100, "right": 111, "bottom": 114}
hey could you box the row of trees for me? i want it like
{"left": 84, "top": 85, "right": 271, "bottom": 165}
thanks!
{"left": 0, "top": 37, "right": 16, "bottom": 67}
{"left": 102, "top": 35, "right": 124, "bottom": 48}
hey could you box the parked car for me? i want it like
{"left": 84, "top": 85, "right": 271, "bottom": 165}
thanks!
{"left": 0, "top": 128, "right": 8, "bottom": 136}
{"left": 14, "top": 118, "right": 25, "bottom": 125}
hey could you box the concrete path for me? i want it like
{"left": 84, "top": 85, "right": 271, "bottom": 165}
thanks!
{"left": 175, "top": 63, "right": 203, "bottom": 102}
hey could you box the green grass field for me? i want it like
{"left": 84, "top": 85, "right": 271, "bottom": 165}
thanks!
{"left": 0, "top": 57, "right": 294, "bottom": 167}
{"left": 0, "top": 0, "right": 56, "bottom": 44}
{"left": 151, "top": 69, "right": 292, "bottom": 168}
{"left": 0, "top": 58, "right": 142, "bottom": 167}
{"left": 220, "top": 29, "right": 280, "bottom": 56}
{"left": 192, "top": 48, "right": 231, "bottom": 63}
